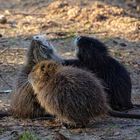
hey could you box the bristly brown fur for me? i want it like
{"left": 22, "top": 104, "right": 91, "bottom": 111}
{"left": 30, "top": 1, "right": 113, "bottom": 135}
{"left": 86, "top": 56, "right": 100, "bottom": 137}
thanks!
{"left": 28, "top": 60, "right": 108, "bottom": 126}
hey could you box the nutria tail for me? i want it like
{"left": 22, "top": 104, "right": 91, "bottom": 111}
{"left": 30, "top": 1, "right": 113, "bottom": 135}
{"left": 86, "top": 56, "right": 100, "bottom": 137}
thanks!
{"left": 109, "top": 109, "right": 140, "bottom": 119}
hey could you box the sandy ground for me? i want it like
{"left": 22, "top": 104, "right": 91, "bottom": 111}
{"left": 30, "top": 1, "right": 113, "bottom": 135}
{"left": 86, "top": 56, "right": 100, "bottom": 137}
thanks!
{"left": 0, "top": 0, "right": 140, "bottom": 139}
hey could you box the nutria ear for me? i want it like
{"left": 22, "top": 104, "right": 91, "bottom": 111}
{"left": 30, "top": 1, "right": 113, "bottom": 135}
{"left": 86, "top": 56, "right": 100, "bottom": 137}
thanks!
{"left": 47, "top": 62, "right": 59, "bottom": 69}
{"left": 47, "top": 62, "right": 59, "bottom": 74}
{"left": 47, "top": 63, "right": 53, "bottom": 69}
{"left": 40, "top": 63, "right": 45, "bottom": 72}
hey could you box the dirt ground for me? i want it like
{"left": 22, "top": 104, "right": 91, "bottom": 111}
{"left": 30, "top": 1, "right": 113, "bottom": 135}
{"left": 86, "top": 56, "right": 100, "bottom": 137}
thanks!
{"left": 0, "top": 0, "right": 140, "bottom": 139}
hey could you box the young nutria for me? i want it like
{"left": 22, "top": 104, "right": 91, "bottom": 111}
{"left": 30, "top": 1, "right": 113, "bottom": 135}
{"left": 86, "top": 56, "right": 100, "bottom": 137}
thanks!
{"left": 10, "top": 35, "right": 61, "bottom": 118}
{"left": 28, "top": 60, "right": 108, "bottom": 127}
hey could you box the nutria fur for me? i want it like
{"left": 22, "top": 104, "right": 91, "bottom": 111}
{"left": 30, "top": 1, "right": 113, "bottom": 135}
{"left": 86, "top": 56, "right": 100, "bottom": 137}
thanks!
{"left": 28, "top": 60, "right": 108, "bottom": 126}
{"left": 10, "top": 35, "right": 60, "bottom": 118}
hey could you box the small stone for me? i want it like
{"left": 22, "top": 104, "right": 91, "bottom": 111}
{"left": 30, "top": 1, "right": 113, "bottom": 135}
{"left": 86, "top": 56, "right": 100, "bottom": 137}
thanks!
{"left": 113, "top": 40, "right": 118, "bottom": 44}
{"left": 9, "top": 21, "right": 17, "bottom": 28}
{"left": 114, "top": 131, "right": 120, "bottom": 136}
{"left": 11, "top": 130, "right": 19, "bottom": 137}
{"left": 54, "top": 133, "right": 70, "bottom": 140}
{"left": 4, "top": 10, "right": 11, "bottom": 15}
{"left": 120, "top": 43, "right": 127, "bottom": 47}
{"left": 95, "top": 14, "right": 108, "bottom": 22}
{"left": 0, "top": 15, "right": 7, "bottom": 24}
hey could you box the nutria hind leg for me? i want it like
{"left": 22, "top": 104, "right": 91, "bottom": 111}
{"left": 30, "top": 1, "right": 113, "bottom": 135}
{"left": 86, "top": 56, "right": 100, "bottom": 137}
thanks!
{"left": 62, "top": 122, "right": 86, "bottom": 129}
{"left": 31, "top": 114, "right": 55, "bottom": 121}
{"left": 118, "top": 104, "right": 140, "bottom": 113}
{"left": 133, "top": 104, "right": 140, "bottom": 109}
{"left": 109, "top": 93, "right": 133, "bottom": 112}
{"left": 110, "top": 102, "right": 133, "bottom": 112}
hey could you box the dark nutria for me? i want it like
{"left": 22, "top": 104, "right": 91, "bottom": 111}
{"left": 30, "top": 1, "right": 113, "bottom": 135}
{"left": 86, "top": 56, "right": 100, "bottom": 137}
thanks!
{"left": 32, "top": 35, "right": 140, "bottom": 119}
{"left": 73, "top": 36, "right": 133, "bottom": 111}
{"left": 10, "top": 35, "right": 61, "bottom": 118}
{"left": 28, "top": 60, "right": 108, "bottom": 127}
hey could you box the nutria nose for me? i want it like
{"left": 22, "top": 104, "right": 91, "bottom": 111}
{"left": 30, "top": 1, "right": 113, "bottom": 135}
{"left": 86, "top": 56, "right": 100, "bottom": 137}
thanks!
{"left": 33, "top": 35, "right": 40, "bottom": 41}
{"left": 35, "top": 36, "right": 39, "bottom": 39}
{"left": 74, "top": 36, "right": 82, "bottom": 46}
{"left": 77, "top": 36, "right": 81, "bottom": 41}
{"left": 33, "top": 34, "right": 47, "bottom": 42}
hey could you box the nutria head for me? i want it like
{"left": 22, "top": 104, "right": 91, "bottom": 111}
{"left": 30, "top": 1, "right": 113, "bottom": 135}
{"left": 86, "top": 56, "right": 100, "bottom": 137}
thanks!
{"left": 28, "top": 60, "right": 60, "bottom": 93}
{"left": 27, "top": 35, "right": 55, "bottom": 65}
{"left": 27, "top": 35, "right": 64, "bottom": 66}
{"left": 74, "top": 36, "right": 108, "bottom": 62}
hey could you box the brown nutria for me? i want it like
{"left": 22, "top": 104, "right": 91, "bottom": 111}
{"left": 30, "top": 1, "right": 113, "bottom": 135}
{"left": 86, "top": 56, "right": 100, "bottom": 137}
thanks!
{"left": 33, "top": 35, "right": 140, "bottom": 119}
{"left": 28, "top": 60, "right": 108, "bottom": 127}
{"left": 10, "top": 35, "right": 62, "bottom": 118}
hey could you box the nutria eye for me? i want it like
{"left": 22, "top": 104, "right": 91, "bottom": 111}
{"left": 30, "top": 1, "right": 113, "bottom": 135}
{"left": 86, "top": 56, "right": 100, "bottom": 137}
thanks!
{"left": 40, "top": 64, "right": 45, "bottom": 72}
{"left": 47, "top": 63, "right": 52, "bottom": 69}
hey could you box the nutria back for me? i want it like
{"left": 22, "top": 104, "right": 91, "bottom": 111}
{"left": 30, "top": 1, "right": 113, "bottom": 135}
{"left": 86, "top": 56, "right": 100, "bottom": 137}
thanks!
{"left": 29, "top": 60, "right": 108, "bottom": 126}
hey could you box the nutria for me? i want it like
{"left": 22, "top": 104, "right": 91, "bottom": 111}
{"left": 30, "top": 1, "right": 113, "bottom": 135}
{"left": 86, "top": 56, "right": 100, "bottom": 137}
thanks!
{"left": 33, "top": 35, "right": 140, "bottom": 119}
{"left": 73, "top": 36, "right": 133, "bottom": 111}
{"left": 10, "top": 35, "right": 61, "bottom": 118}
{"left": 28, "top": 60, "right": 108, "bottom": 127}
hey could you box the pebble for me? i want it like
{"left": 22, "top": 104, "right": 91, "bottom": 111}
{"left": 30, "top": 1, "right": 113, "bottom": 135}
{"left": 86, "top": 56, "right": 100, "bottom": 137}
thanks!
{"left": 120, "top": 43, "right": 127, "bottom": 47}
{"left": 114, "top": 131, "right": 120, "bottom": 136}
{"left": 0, "top": 15, "right": 7, "bottom": 24}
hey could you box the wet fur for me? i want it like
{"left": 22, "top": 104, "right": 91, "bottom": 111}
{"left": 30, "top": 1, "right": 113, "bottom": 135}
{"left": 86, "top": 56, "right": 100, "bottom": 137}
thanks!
{"left": 28, "top": 60, "right": 108, "bottom": 126}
